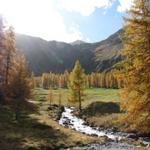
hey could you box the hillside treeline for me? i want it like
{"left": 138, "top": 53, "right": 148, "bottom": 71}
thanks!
{"left": 32, "top": 71, "right": 124, "bottom": 89}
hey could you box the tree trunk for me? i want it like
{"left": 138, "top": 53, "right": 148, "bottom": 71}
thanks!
{"left": 78, "top": 90, "right": 82, "bottom": 112}
{"left": 15, "top": 109, "right": 20, "bottom": 121}
{"left": 0, "top": 89, "right": 5, "bottom": 105}
{"left": 15, "top": 102, "right": 20, "bottom": 121}
{"left": 5, "top": 55, "right": 10, "bottom": 86}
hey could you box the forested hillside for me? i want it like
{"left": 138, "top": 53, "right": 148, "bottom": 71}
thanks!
{"left": 16, "top": 29, "right": 123, "bottom": 75}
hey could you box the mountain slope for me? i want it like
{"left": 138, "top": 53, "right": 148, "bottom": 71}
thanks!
{"left": 16, "top": 29, "right": 123, "bottom": 75}
{"left": 70, "top": 40, "right": 86, "bottom": 45}
{"left": 95, "top": 29, "right": 123, "bottom": 71}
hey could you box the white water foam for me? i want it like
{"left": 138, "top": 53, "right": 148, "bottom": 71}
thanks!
{"left": 59, "top": 107, "right": 122, "bottom": 140}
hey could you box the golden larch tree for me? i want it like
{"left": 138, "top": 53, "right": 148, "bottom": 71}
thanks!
{"left": 118, "top": 0, "right": 150, "bottom": 133}
{"left": 47, "top": 87, "right": 53, "bottom": 106}
{"left": 68, "top": 60, "right": 86, "bottom": 112}
{"left": 0, "top": 16, "right": 6, "bottom": 104}
{"left": 9, "top": 50, "right": 31, "bottom": 121}
{"left": 4, "top": 27, "right": 16, "bottom": 86}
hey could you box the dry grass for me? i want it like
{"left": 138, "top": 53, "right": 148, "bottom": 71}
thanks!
{"left": 0, "top": 100, "right": 103, "bottom": 150}
{"left": 84, "top": 114, "right": 121, "bottom": 129}
{"left": 135, "top": 148, "right": 150, "bottom": 150}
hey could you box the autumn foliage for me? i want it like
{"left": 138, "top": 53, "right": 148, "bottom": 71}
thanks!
{"left": 33, "top": 71, "right": 123, "bottom": 90}
{"left": 0, "top": 16, "right": 32, "bottom": 120}
{"left": 67, "top": 60, "right": 86, "bottom": 112}
{"left": 116, "top": 0, "right": 150, "bottom": 134}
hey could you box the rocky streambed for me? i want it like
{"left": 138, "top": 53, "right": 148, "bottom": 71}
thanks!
{"left": 71, "top": 142, "right": 135, "bottom": 150}
{"left": 58, "top": 107, "right": 150, "bottom": 150}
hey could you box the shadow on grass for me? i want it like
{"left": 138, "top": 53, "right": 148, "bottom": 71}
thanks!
{"left": 0, "top": 105, "right": 69, "bottom": 150}
{"left": 83, "top": 101, "right": 120, "bottom": 116}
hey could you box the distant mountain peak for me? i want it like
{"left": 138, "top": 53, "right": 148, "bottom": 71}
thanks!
{"left": 70, "top": 40, "right": 86, "bottom": 45}
{"left": 16, "top": 29, "right": 123, "bottom": 75}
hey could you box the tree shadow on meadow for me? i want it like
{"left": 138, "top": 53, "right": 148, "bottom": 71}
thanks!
{"left": 0, "top": 105, "right": 69, "bottom": 150}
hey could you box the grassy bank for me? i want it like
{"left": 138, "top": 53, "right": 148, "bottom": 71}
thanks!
{"left": 33, "top": 88, "right": 120, "bottom": 107}
{"left": 0, "top": 98, "right": 101, "bottom": 150}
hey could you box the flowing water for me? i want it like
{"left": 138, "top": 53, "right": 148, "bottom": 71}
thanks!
{"left": 59, "top": 107, "right": 150, "bottom": 150}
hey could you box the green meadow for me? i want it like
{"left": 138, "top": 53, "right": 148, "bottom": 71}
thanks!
{"left": 33, "top": 88, "right": 120, "bottom": 107}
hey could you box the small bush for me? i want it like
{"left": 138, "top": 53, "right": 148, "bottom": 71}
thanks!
{"left": 83, "top": 101, "right": 120, "bottom": 116}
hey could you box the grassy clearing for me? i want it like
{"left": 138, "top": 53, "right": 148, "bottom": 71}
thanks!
{"left": 32, "top": 88, "right": 129, "bottom": 132}
{"left": 33, "top": 88, "right": 120, "bottom": 108}
{"left": 0, "top": 99, "right": 102, "bottom": 150}
{"left": 32, "top": 88, "right": 124, "bottom": 132}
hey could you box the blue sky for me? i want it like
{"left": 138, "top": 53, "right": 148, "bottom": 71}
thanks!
{"left": 0, "top": 0, "right": 133, "bottom": 43}
{"left": 60, "top": 0, "right": 125, "bottom": 42}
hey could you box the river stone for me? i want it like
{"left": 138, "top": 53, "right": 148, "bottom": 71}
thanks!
{"left": 142, "top": 137, "right": 150, "bottom": 142}
{"left": 91, "top": 134, "right": 98, "bottom": 137}
{"left": 63, "top": 119, "right": 71, "bottom": 127}
{"left": 55, "top": 106, "right": 65, "bottom": 121}
{"left": 111, "top": 127, "right": 118, "bottom": 132}
{"left": 70, "top": 142, "right": 134, "bottom": 150}
{"left": 127, "top": 133, "right": 139, "bottom": 140}
{"left": 59, "top": 107, "right": 148, "bottom": 148}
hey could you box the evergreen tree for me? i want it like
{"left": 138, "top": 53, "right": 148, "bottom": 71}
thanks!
{"left": 9, "top": 50, "right": 31, "bottom": 121}
{"left": 47, "top": 87, "right": 53, "bottom": 106}
{"left": 58, "top": 76, "right": 62, "bottom": 107}
{"left": 68, "top": 60, "right": 86, "bottom": 112}
{"left": 30, "top": 72, "right": 36, "bottom": 89}
{"left": 64, "top": 70, "right": 69, "bottom": 88}
{"left": 118, "top": 0, "right": 150, "bottom": 133}
{"left": 58, "top": 88, "right": 62, "bottom": 107}
{"left": 0, "top": 16, "right": 5, "bottom": 104}
{"left": 0, "top": 15, "right": 5, "bottom": 77}
{"left": 4, "top": 27, "right": 16, "bottom": 86}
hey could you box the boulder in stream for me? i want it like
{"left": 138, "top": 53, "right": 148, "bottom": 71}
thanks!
{"left": 127, "top": 133, "right": 139, "bottom": 140}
